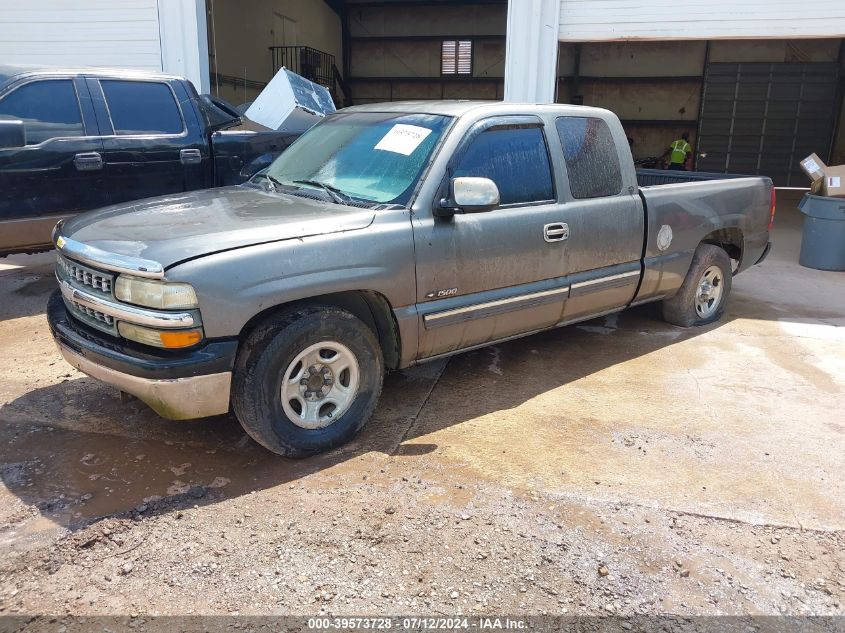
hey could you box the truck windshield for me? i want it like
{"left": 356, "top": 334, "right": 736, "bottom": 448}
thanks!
{"left": 265, "top": 112, "right": 452, "bottom": 205}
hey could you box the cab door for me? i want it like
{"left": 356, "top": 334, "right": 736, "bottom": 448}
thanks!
{"left": 551, "top": 115, "right": 644, "bottom": 323}
{"left": 413, "top": 116, "right": 572, "bottom": 358}
{"left": 0, "top": 76, "right": 105, "bottom": 250}
{"left": 88, "top": 77, "right": 206, "bottom": 206}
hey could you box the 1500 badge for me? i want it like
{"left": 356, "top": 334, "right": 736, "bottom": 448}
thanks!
{"left": 425, "top": 287, "right": 458, "bottom": 299}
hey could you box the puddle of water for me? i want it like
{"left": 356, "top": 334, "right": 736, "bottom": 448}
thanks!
{"left": 0, "top": 423, "right": 317, "bottom": 525}
{"left": 0, "top": 359, "right": 448, "bottom": 533}
{"left": 13, "top": 274, "right": 57, "bottom": 296}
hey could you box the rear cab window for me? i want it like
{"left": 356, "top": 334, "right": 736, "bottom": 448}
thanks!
{"left": 100, "top": 80, "right": 184, "bottom": 135}
{"left": 453, "top": 125, "right": 555, "bottom": 206}
{"left": 556, "top": 116, "right": 623, "bottom": 199}
{"left": 0, "top": 79, "right": 84, "bottom": 145}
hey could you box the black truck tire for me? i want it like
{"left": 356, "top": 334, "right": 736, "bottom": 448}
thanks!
{"left": 661, "top": 243, "right": 733, "bottom": 327}
{"left": 232, "top": 305, "right": 384, "bottom": 457}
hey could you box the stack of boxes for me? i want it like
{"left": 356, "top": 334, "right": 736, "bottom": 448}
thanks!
{"left": 800, "top": 153, "right": 845, "bottom": 198}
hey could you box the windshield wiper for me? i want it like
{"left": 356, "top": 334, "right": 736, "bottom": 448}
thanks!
{"left": 266, "top": 174, "right": 285, "bottom": 190}
{"left": 292, "top": 179, "right": 353, "bottom": 205}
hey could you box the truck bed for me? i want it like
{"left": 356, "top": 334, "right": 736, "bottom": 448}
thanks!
{"left": 634, "top": 175, "right": 773, "bottom": 304}
{"left": 636, "top": 168, "right": 754, "bottom": 187}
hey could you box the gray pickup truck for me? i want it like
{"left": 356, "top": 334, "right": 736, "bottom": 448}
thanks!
{"left": 47, "top": 101, "right": 775, "bottom": 457}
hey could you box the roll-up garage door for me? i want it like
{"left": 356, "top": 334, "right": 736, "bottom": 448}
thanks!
{"left": 0, "top": 1, "right": 163, "bottom": 72}
{"left": 696, "top": 62, "right": 840, "bottom": 185}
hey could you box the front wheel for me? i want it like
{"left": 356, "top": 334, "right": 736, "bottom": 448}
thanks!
{"left": 232, "top": 306, "right": 384, "bottom": 457}
{"left": 661, "top": 243, "right": 732, "bottom": 327}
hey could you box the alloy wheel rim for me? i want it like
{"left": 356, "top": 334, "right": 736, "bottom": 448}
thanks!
{"left": 281, "top": 341, "right": 360, "bottom": 430}
{"left": 695, "top": 265, "right": 724, "bottom": 318}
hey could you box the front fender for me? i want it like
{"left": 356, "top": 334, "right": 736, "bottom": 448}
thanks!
{"left": 165, "top": 209, "right": 416, "bottom": 341}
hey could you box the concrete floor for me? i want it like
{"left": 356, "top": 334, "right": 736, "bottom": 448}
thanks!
{"left": 0, "top": 191, "right": 843, "bottom": 615}
{"left": 414, "top": 191, "right": 845, "bottom": 531}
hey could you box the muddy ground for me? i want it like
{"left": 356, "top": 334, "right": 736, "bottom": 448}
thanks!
{"left": 0, "top": 197, "right": 843, "bottom": 618}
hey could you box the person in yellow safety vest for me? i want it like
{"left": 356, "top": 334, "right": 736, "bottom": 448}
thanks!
{"left": 662, "top": 132, "right": 692, "bottom": 171}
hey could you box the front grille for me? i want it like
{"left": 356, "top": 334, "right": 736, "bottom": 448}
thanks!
{"left": 70, "top": 300, "right": 115, "bottom": 326}
{"left": 57, "top": 254, "right": 118, "bottom": 335}
{"left": 57, "top": 254, "right": 113, "bottom": 294}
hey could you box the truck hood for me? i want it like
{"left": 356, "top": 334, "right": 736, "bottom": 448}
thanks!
{"left": 60, "top": 186, "right": 376, "bottom": 269}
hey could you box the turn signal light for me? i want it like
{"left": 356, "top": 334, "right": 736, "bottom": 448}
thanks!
{"left": 159, "top": 330, "right": 203, "bottom": 349}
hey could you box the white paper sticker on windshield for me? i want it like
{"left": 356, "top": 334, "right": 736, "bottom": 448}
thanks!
{"left": 829, "top": 176, "right": 841, "bottom": 188}
{"left": 374, "top": 124, "right": 432, "bottom": 156}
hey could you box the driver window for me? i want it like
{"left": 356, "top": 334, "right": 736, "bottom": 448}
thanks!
{"left": 453, "top": 126, "right": 554, "bottom": 206}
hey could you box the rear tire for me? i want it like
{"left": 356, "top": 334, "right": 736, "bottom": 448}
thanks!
{"left": 661, "top": 243, "right": 732, "bottom": 327}
{"left": 232, "top": 305, "right": 384, "bottom": 457}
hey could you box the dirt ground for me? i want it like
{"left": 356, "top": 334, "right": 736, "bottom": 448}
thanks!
{"left": 0, "top": 193, "right": 843, "bottom": 618}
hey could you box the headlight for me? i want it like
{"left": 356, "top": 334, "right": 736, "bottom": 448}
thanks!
{"left": 114, "top": 275, "right": 198, "bottom": 309}
{"left": 118, "top": 322, "right": 203, "bottom": 349}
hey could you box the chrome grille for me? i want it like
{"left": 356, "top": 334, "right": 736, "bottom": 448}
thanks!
{"left": 70, "top": 300, "right": 115, "bottom": 326}
{"left": 57, "top": 254, "right": 118, "bottom": 334}
{"left": 57, "top": 254, "right": 113, "bottom": 294}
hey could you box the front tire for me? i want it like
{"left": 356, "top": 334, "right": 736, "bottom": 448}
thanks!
{"left": 661, "top": 243, "right": 732, "bottom": 327}
{"left": 232, "top": 306, "right": 384, "bottom": 457}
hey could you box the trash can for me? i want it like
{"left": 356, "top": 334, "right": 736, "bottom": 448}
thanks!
{"left": 798, "top": 193, "right": 845, "bottom": 271}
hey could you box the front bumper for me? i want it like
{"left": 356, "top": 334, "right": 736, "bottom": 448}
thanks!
{"left": 47, "top": 290, "right": 237, "bottom": 420}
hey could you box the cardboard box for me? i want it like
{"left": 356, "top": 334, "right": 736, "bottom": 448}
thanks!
{"left": 245, "top": 68, "right": 335, "bottom": 134}
{"left": 800, "top": 153, "right": 845, "bottom": 198}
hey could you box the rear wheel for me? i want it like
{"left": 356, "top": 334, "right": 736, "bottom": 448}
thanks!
{"left": 661, "top": 243, "right": 732, "bottom": 327}
{"left": 232, "top": 306, "right": 384, "bottom": 457}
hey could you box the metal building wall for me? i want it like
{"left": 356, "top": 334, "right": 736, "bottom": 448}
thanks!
{"left": 345, "top": 1, "right": 507, "bottom": 104}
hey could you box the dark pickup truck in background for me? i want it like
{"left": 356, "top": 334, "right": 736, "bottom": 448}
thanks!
{"left": 0, "top": 65, "right": 299, "bottom": 255}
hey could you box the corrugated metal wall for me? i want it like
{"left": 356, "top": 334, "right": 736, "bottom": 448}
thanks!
{"left": 697, "top": 62, "right": 840, "bottom": 186}
{"left": 346, "top": 2, "right": 507, "bottom": 104}
{"left": 0, "top": 0, "right": 163, "bottom": 70}
{"left": 558, "top": 0, "right": 845, "bottom": 41}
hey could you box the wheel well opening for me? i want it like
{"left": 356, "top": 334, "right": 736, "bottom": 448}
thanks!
{"left": 238, "top": 291, "right": 402, "bottom": 370}
{"left": 701, "top": 228, "right": 743, "bottom": 268}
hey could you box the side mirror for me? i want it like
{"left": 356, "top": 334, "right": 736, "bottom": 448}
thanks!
{"left": 240, "top": 153, "right": 274, "bottom": 180}
{"left": 0, "top": 119, "right": 26, "bottom": 149}
{"left": 449, "top": 176, "right": 500, "bottom": 214}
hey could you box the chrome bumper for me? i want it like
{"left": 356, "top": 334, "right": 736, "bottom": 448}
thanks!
{"left": 59, "top": 280, "right": 196, "bottom": 329}
{"left": 58, "top": 344, "right": 232, "bottom": 420}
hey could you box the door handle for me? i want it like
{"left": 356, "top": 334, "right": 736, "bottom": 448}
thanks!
{"left": 73, "top": 152, "right": 103, "bottom": 171}
{"left": 543, "top": 222, "right": 569, "bottom": 243}
{"left": 180, "top": 148, "right": 202, "bottom": 165}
